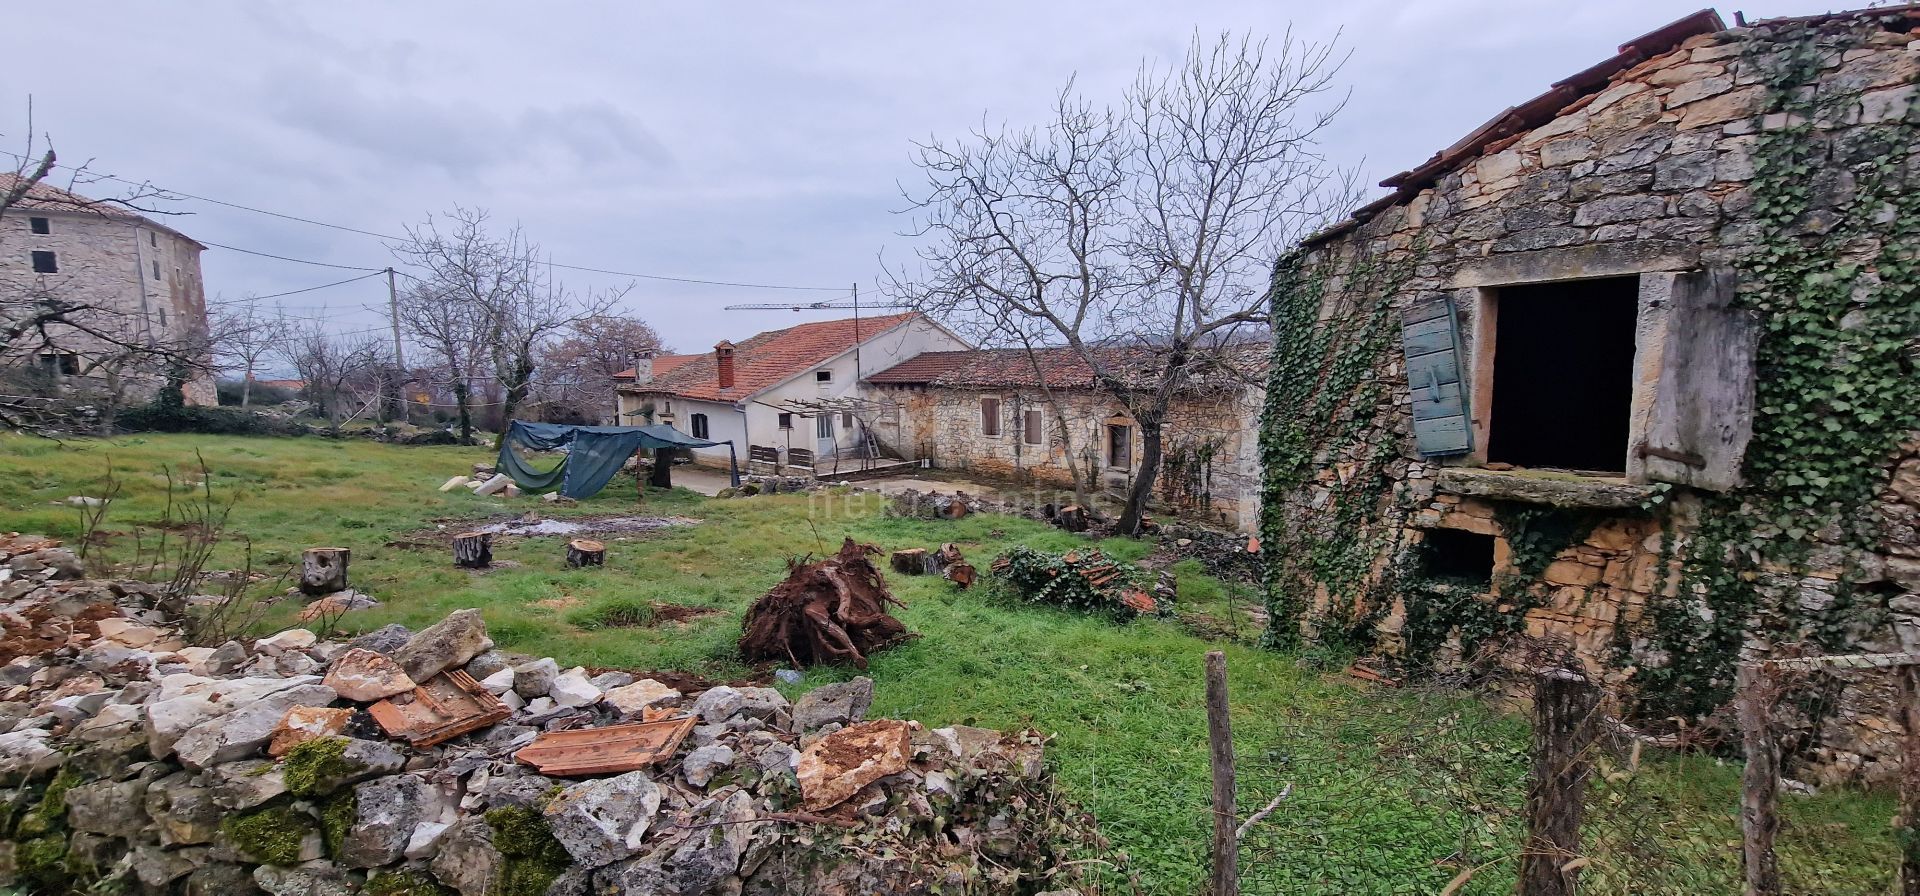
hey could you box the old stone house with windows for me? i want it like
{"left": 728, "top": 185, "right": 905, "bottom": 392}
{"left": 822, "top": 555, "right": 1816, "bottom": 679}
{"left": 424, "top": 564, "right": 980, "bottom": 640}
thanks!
{"left": 866, "top": 346, "right": 1265, "bottom": 531}
{"left": 0, "top": 174, "right": 214, "bottom": 407}
{"left": 1261, "top": 7, "right": 1920, "bottom": 782}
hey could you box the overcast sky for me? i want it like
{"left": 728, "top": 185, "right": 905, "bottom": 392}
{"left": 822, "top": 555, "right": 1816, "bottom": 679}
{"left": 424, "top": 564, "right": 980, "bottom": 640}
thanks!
{"left": 6, "top": 1, "right": 1836, "bottom": 359}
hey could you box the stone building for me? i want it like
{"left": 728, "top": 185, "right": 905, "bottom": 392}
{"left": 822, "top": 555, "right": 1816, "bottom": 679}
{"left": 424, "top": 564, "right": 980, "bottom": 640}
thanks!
{"left": 1261, "top": 7, "right": 1920, "bottom": 781}
{"left": 866, "top": 346, "right": 1265, "bottom": 531}
{"left": 0, "top": 174, "right": 214, "bottom": 407}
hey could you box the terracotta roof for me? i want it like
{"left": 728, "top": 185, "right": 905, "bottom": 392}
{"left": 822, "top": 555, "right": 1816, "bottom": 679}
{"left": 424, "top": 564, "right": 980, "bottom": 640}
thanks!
{"left": 0, "top": 173, "right": 204, "bottom": 248}
{"left": 611, "top": 353, "right": 701, "bottom": 381}
{"left": 868, "top": 345, "right": 1264, "bottom": 390}
{"left": 623, "top": 312, "right": 923, "bottom": 402}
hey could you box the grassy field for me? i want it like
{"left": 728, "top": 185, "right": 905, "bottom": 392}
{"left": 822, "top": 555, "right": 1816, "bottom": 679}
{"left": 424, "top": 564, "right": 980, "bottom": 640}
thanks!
{"left": 0, "top": 433, "right": 1899, "bottom": 895}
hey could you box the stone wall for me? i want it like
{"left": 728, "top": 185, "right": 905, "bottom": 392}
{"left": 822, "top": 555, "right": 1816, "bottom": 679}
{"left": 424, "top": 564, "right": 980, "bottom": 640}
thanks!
{"left": 872, "top": 382, "right": 1263, "bottom": 532}
{"left": 1269, "top": 12, "right": 1920, "bottom": 783}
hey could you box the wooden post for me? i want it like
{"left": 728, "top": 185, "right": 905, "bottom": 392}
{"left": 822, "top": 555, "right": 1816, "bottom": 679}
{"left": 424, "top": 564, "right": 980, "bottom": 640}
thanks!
{"left": 566, "top": 539, "right": 606, "bottom": 568}
{"left": 298, "top": 547, "right": 350, "bottom": 596}
{"left": 452, "top": 532, "right": 492, "bottom": 569}
{"left": 1519, "top": 669, "right": 1600, "bottom": 896}
{"left": 1205, "top": 650, "right": 1237, "bottom": 896}
{"left": 1898, "top": 665, "right": 1920, "bottom": 896}
{"left": 649, "top": 448, "right": 674, "bottom": 489}
{"left": 1736, "top": 662, "right": 1781, "bottom": 896}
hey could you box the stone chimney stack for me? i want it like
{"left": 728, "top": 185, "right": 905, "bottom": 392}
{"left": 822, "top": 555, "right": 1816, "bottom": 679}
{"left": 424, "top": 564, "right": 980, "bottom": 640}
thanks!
{"left": 714, "top": 341, "right": 736, "bottom": 390}
{"left": 631, "top": 351, "right": 655, "bottom": 385}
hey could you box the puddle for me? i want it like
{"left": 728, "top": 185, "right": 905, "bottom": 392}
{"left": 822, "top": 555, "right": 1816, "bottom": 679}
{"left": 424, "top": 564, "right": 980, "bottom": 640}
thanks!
{"left": 472, "top": 515, "right": 698, "bottom": 538}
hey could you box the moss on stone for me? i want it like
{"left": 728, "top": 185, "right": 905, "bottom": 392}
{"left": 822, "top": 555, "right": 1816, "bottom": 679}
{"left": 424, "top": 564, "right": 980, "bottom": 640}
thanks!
{"left": 365, "top": 869, "right": 458, "bottom": 896}
{"left": 16, "top": 835, "right": 72, "bottom": 891}
{"left": 282, "top": 735, "right": 354, "bottom": 796}
{"left": 319, "top": 790, "right": 356, "bottom": 859}
{"left": 222, "top": 801, "right": 320, "bottom": 865}
{"left": 14, "top": 764, "right": 82, "bottom": 839}
{"left": 483, "top": 805, "right": 572, "bottom": 896}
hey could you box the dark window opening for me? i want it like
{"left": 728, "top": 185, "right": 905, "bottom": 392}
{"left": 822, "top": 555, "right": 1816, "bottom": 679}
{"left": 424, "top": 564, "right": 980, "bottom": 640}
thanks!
{"left": 28, "top": 217, "right": 48, "bottom": 234}
{"left": 149, "top": 232, "right": 157, "bottom": 247}
{"left": 1486, "top": 275, "right": 1639, "bottom": 473}
{"left": 152, "top": 260, "right": 161, "bottom": 280}
{"left": 981, "top": 397, "right": 1001, "bottom": 436}
{"left": 815, "top": 370, "right": 832, "bottom": 383}
{"left": 1418, "top": 528, "right": 1496, "bottom": 588}
{"left": 157, "top": 308, "right": 168, "bottom": 328}
{"left": 1107, "top": 424, "right": 1132, "bottom": 468}
{"left": 39, "top": 353, "right": 78, "bottom": 376}
{"left": 690, "top": 413, "right": 709, "bottom": 440}
{"left": 30, "top": 250, "right": 56, "bottom": 273}
{"left": 778, "top": 412, "right": 793, "bottom": 430}
{"left": 841, "top": 412, "right": 854, "bottom": 429}
{"left": 1023, "top": 409, "right": 1044, "bottom": 445}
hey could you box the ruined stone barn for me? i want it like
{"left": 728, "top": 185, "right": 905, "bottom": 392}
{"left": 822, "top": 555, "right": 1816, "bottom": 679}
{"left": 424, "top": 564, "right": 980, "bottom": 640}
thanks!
{"left": 1261, "top": 7, "right": 1920, "bottom": 782}
{"left": 866, "top": 346, "right": 1266, "bottom": 531}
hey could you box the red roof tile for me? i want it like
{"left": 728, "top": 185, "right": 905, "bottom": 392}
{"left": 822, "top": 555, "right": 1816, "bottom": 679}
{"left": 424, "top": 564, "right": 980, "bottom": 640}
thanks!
{"left": 625, "top": 312, "right": 922, "bottom": 402}
{"left": 869, "top": 345, "right": 1264, "bottom": 390}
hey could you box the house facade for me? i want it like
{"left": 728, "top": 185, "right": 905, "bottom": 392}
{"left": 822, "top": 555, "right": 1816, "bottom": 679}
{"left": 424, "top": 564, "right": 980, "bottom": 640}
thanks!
{"left": 1259, "top": 7, "right": 1920, "bottom": 782}
{"left": 614, "top": 313, "right": 969, "bottom": 471}
{"left": 866, "top": 347, "right": 1265, "bottom": 531}
{"left": 0, "top": 175, "right": 214, "bottom": 407}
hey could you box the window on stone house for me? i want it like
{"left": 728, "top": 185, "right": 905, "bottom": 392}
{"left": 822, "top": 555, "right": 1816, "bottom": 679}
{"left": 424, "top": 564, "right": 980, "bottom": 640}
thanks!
{"left": 841, "top": 412, "right": 854, "bottom": 429}
{"left": 157, "top": 308, "right": 168, "bottom": 328}
{"left": 39, "top": 353, "right": 78, "bottom": 377}
{"left": 1106, "top": 423, "right": 1132, "bottom": 468}
{"left": 1023, "top": 409, "right": 1044, "bottom": 445}
{"left": 1418, "top": 528, "right": 1496, "bottom": 589}
{"left": 151, "top": 260, "right": 161, "bottom": 280}
{"left": 690, "top": 413, "right": 709, "bottom": 440}
{"left": 30, "top": 251, "right": 56, "bottom": 273}
{"left": 778, "top": 412, "right": 793, "bottom": 430}
{"left": 1483, "top": 276, "right": 1640, "bottom": 473}
{"left": 28, "top": 217, "right": 48, "bottom": 234}
{"left": 980, "top": 397, "right": 1001, "bottom": 436}
{"left": 149, "top": 232, "right": 157, "bottom": 247}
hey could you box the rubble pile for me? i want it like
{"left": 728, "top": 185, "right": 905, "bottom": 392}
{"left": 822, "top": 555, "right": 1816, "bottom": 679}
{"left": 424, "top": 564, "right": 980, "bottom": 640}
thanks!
{"left": 885, "top": 489, "right": 1148, "bottom": 537}
{"left": 0, "top": 535, "right": 1096, "bottom": 895}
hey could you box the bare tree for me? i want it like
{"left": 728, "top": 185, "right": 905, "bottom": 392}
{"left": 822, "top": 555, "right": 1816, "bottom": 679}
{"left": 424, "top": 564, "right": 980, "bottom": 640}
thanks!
{"left": 207, "top": 296, "right": 288, "bottom": 407}
{"left": 486, "top": 263, "right": 624, "bottom": 429}
{"left": 892, "top": 32, "right": 1351, "bottom": 532}
{"left": 280, "top": 322, "right": 385, "bottom": 434}
{"left": 536, "top": 314, "right": 665, "bottom": 422}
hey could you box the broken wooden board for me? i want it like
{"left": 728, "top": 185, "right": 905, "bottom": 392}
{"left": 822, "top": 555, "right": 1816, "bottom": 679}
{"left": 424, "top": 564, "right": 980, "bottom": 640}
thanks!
{"left": 513, "top": 715, "right": 697, "bottom": 776}
{"left": 369, "top": 669, "right": 510, "bottom": 748}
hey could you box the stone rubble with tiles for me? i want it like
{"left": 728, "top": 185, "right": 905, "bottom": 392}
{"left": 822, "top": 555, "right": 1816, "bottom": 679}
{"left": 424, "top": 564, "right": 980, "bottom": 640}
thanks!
{"left": 0, "top": 533, "right": 1092, "bottom": 896}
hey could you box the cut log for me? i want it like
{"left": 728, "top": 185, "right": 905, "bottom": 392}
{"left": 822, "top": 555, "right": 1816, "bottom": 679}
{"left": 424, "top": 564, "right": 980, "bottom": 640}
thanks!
{"left": 944, "top": 562, "right": 977, "bottom": 589}
{"left": 452, "top": 532, "right": 492, "bottom": 569}
{"left": 740, "top": 538, "right": 913, "bottom": 669}
{"left": 567, "top": 539, "right": 606, "bottom": 568}
{"left": 299, "top": 547, "right": 350, "bottom": 597}
{"left": 890, "top": 549, "right": 927, "bottom": 575}
{"left": 1056, "top": 505, "right": 1089, "bottom": 532}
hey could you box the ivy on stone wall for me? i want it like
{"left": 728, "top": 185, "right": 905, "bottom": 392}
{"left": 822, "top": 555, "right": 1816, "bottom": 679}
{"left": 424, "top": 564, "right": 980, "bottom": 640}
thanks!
{"left": 1635, "top": 21, "right": 1920, "bottom": 720}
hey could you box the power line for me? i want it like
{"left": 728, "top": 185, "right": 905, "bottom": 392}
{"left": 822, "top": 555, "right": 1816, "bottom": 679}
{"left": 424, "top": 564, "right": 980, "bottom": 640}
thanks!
{"left": 198, "top": 239, "right": 386, "bottom": 272}
{"left": 242, "top": 271, "right": 385, "bottom": 302}
{"left": 7, "top": 152, "right": 849, "bottom": 292}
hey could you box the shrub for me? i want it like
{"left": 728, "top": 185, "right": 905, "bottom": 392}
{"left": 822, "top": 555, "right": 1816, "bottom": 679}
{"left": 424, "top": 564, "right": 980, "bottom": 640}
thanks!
{"left": 990, "top": 546, "right": 1159, "bottom": 618}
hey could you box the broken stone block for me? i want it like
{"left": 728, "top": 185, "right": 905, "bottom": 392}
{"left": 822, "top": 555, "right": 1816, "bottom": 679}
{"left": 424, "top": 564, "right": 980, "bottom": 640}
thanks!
{"left": 253, "top": 860, "right": 357, "bottom": 896}
{"left": 392, "top": 609, "right": 492, "bottom": 681}
{"left": 173, "top": 682, "right": 338, "bottom": 769}
{"left": 430, "top": 816, "right": 504, "bottom": 896}
{"left": 95, "top": 617, "right": 166, "bottom": 648}
{"left": 348, "top": 623, "right": 414, "bottom": 656}
{"left": 734, "top": 686, "right": 793, "bottom": 729}
{"left": 267, "top": 706, "right": 354, "bottom": 757}
{"left": 132, "top": 843, "right": 205, "bottom": 888}
{"left": 472, "top": 473, "right": 512, "bottom": 496}
{"left": 464, "top": 650, "right": 510, "bottom": 680}
{"left": 405, "top": 821, "right": 450, "bottom": 861}
{"left": 666, "top": 789, "right": 757, "bottom": 893}
{"left": 548, "top": 668, "right": 602, "bottom": 708}
{"left": 588, "top": 671, "right": 634, "bottom": 690}
{"left": 511, "top": 657, "right": 559, "bottom": 699}
{"left": 207, "top": 759, "right": 289, "bottom": 810}
{"left": 66, "top": 776, "right": 153, "bottom": 837}
{"left": 284, "top": 736, "right": 405, "bottom": 796}
{"left": 690, "top": 685, "right": 745, "bottom": 722}
{"left": 144, "top": 771, "right": 224, "bottom": 845}
{"left": 338, "top": 774, "right": 434, "bottom": 868}
{"left": 796, "top": 719, "right": 912, "bottom": 810}
{"left": 254, "top": 628, "right": 318, "bottom": 656}
{"left": 440, "top": 476, "right": 471, "bottom": 492}
{"left": 543, "top": 770, "right": 662, "bottom": 868}
{"left": 322, "top": 648, "right": 417, "bottom": 702}
{"left": 146, "top": 674, "right": 325, "bottom": 757}
{"left": 204, "top": 640, "right": 249, "bottom": 675}
{"left": 0, "top": 728, "right": 59, "bottom": 780}
{"left": 683, "top": 744, "right": 735, "bottom": 788}
{"left": 479, "top": 667, "right": 515, "bottom": 695}
{"left": 792, "top": 677, "right": 874, "bottom": 731}
{"left": 182, "top": 862, "right": 256, "bottom": 896}
{"left": 603, "top": 679, "right": 680, "bottom": 717}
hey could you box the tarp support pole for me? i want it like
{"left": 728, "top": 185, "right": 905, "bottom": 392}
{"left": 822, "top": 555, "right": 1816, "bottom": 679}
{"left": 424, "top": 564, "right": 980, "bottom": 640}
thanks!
{"left": 728, "top": 441, "right": 740, "bottom": 488}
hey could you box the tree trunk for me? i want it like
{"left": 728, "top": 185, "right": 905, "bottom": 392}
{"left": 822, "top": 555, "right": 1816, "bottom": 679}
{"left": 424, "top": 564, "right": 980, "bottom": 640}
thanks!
{"left": 1205, "top": 650, "right": 1238, "bottom": 896}
{"left": 1737, "top": 663, "right": 1781, "bottom": 896}
{"left": 453, "top": 380, "right": 473, "bottom": 446}
{"left": 498, "top": 356, "right": 534, "bottom": 433}
{"left": 1119, "top": 419, "right": 1164, "bottom": 535}
{"left": 299, "top": 547, "right": 350, "bottom": 596}
{"left": 566, "top": 538, "right": 605, "bottom": 568}
{"left": 649, "top": 448, "right": 674, "bottom": 488}
{"left": 240, "top": 373, "right": 252, "bottom": 408}
{"left": 1519, "top": 670, "right": 1600, "bottom": 896}
{"left": 1897, "top": 665, "right": 1920, "bottom": 896}
{"left": 452, "top": 532, "right": 492, "bottom": 569}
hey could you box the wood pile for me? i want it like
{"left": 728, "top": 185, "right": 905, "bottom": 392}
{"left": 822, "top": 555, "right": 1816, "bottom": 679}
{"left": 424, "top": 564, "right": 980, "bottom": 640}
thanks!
{"left": 739, "top": 538, "right": 914, "bottom": 669}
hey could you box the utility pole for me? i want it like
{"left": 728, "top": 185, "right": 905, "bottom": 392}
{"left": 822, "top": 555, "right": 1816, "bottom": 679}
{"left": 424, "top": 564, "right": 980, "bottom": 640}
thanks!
{"left": 386, "top": 267, "right": 405, "bottom": 369}
{"left": 850, "top": 282, "right": 861, "bottom": 378}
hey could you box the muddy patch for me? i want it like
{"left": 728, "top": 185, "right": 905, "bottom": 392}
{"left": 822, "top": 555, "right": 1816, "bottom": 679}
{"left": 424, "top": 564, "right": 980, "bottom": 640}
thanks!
{"left": 474, "top": 515, "right": 697, "bottom": 538}
{"left": 576, "top": 601, "right": 722, "bottom": 630}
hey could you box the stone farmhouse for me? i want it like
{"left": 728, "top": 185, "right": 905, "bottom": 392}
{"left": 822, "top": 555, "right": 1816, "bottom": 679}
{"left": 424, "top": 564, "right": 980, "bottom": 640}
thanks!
{"left": 865, "top": 346, "right": 1265, "bottom": 531}
{"left": 1261, "top": 6, "right": 1920, "bottom": 782}
{"left": 0, "top": 174, "right": 215, "bottom": 406}
{"left": 612, "top": 313, "right": 969, "bottom": 472}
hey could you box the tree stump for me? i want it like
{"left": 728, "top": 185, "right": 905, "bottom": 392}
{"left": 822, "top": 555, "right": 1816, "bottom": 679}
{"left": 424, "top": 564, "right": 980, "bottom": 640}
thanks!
{"left": 1056, "top": 505, "right": 1089, "bottom": 532}
{"left": 944, "top": 563, "right": 977, "bottom": 589}
{"left": 452, "top": 532, "right": 492, "bottom": 569}
{"left": 299, "top": 547, "right": 350, "bottom": 597}
{"left": 567, "top": 539, "right": 606, "bottom": 568}
{"left": 890, "top": 549, "right": 927, "bottom": 575}
{"left": 1519, "top": 670, "right": 1601, "bottom": 896}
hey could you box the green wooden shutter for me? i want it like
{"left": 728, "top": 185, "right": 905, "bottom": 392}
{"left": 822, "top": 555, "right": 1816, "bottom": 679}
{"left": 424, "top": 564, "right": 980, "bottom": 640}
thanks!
{"left": 1402, "top": 298, "right": 1472, "bottom": 457}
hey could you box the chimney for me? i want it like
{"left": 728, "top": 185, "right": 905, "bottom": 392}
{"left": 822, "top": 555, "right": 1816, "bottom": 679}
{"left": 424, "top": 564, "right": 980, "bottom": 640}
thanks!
{"left": 631, "top": 351, "right": 655, "bottom": 385}
{"left": 714, "top": 341, "right": 736, "bottom": 390}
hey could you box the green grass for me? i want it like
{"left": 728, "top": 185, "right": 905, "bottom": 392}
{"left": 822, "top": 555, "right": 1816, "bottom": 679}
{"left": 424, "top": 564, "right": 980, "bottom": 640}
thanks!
{"left": 0, "top": 433, "right": 1898, "bottom": 894}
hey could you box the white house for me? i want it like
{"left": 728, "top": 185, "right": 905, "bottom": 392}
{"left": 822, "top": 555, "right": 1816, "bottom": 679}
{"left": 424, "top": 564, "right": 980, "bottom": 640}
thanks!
{"left": 614, "top": 312, "right": 969, "bottom": 471}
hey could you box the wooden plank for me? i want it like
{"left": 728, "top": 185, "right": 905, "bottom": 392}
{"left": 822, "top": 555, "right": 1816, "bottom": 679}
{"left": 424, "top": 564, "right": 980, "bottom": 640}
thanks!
{"left": 1403, "top": 300, "right": 1452, "bottom": 325}
{"left": 1411, "top": 388, "right": 1465, "bottom": 422}
{"left": 1406, "top": 350, "right": 1463, "bottom": 388}
{"left": 1642, "top": 267, "right": 1756, "bottom": 492}
{"left": 1401, "top": 315, "right": 1455, "bottom": 357}
{"left": 1414, "top": 416, "right": 1471, "bottom": 456}
{"left": 1205, "top": 651, "right": 1238, "bottom": 896}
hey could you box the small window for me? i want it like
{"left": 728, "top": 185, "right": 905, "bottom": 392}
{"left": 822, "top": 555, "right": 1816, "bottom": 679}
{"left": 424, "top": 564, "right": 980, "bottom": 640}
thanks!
{"left": 815, "top": 370, "right": 833, "bottom": 383}
{"left": 778, "top": 412, "right": 793, "bottom": 430}
{"left": 39, "top": 353, "right": 77, "bottom": 376}
{"left": 28, "top": 217, "right": 48, "bottom": 234}
{"left": 1418, "top": 529, "right": 1496, "bottom": 589}
{"left": 1023, "top": 409, "right": 1044, "bottom": 445}
{"left": 148, "top": 232, "right": 157, "bottom": 247}
{"left": 151, "top": 260, "right": 161, "bottom": 280}
{"left": 31, "top": 250, "right": 57, "bottom": 273}
{"left": 1106, "top": 424, "right": 1132, "bottom": 468}
{"left": 690, "top": 413, "right": 709, "bottom": 440}
{"left": 841, "top": 412, "right": 854, "bottom": 429}
{"left": 816, "top": 414, "right": 833, "bottom": 439}
{"left": 157, "top": 308, "right": 168, "bottom": 328}
{"left": 981, "top": 397, "right": 1001, "bottom": 436}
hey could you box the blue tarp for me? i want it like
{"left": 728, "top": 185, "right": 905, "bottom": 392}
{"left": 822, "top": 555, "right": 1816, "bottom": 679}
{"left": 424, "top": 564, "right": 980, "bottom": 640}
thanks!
{"left": 496, "top": 421, "right": 736, "bottom": 498}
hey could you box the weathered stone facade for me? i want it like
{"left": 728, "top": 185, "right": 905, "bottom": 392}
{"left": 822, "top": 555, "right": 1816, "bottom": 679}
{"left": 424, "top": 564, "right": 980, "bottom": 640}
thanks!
{"left": 0, "top": 183, "right": 214, "bottom": 408}
{"left": 1267, "top": 9, "right": 1920, "bottom": 782}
